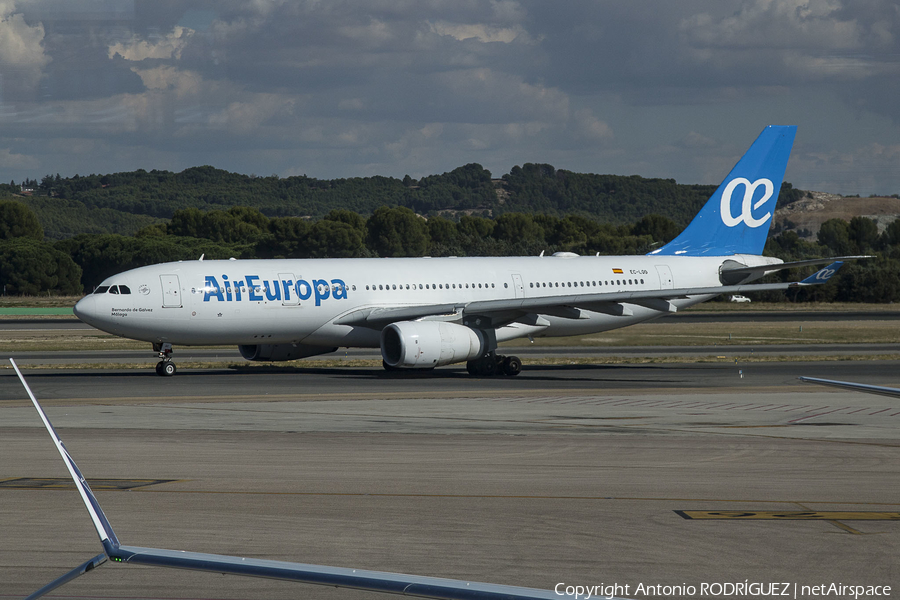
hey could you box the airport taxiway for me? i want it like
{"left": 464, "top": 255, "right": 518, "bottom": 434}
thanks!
{"left": 1, "top": 361, "right": 898, "bottom": 599}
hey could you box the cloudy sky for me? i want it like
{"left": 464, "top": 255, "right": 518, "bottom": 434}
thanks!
{"left": 1, "top": 0, "right": 898, "bottom": 195}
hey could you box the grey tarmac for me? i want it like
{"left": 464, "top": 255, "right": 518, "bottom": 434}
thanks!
{"left": 1, "top": 360, "right": 898, "bottom": 599}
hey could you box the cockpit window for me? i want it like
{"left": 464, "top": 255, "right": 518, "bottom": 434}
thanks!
{"left": 94, "top": 286, "right": 110, "bottom": 294}
{"left": 109, "top": 286, "right": 120, "bottom": 294}
{"left": 119, "top": 285, "right": 131, "bottom": 294}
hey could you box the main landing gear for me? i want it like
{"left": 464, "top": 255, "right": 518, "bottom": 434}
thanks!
{"left": 466, "top": 352, "right": 522, "bottom": 377}
{"left": 153, "top": 342, "right": 176, "bottom": 377}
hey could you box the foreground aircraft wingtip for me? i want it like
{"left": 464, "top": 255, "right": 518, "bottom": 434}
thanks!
{"left": 12, "top": 357, "right": 626, "bottom": 600}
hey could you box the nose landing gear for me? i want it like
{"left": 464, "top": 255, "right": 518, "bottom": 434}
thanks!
{"left": 153, "top": 343, "right": 176, "bottom": 377}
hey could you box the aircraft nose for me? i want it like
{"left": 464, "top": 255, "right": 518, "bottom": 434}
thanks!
{"left": 73, "top": 295, "right": 100, "bottom": 326}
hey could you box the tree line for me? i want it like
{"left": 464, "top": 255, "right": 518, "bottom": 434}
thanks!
{"left": 5, "top": 164, "right": 812, "bottom": 240}
{"left": 2, "top": 198, "right": 900, "bottom": 302}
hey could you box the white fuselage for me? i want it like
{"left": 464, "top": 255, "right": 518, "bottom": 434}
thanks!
{"left": 73, "top": 253, "right": 770, "bottom": 348}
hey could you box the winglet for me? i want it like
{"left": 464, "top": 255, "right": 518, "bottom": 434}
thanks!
{"left": 798, "top": 261, "right": 843, "bottom": 285}
{"left": 9, "top": 359, "right": 120, "bottom": 551}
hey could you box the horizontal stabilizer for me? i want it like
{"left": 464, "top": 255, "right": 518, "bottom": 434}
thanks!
{"left": 798, "top": 261, "right": 843, "bottom": 285}
{"left": 719, "top": 255, "right": 867, "bottom": 284}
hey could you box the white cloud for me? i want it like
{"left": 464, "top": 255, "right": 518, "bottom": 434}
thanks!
{"left": 793, "top": 141, "right": 900, "bottom": 195}
{"left": 682, "top": 0, "right": 863, "bottom": 51}
{"left": 679, "top": 0, "right": 900, "bottom": 83}
{"left": 131, "top": 66, "right": 206, "bottom": 96}
{"left": 431, "top": 67, "right": 570, "bottom": 122}
{"left": 0, "top": 2, "right": 50, "bottom": 90}
{"left": 429, "top": 21, "right": 529, "bottom": 44}
{"left": 339, "top": 18, "right": 395, "bottom": 45}
{"left": 0, "top": 146, "right": 37, "bottom": 169}
{"left": 572, "top": 109, "right": 613, "bottom": 141}
{"left": 108, "top": 26, "right": 195, "bottom": 61}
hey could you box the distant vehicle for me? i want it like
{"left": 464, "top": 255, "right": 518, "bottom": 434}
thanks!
{"left": 729, "top": 294, "right": 752, "bottom": 303}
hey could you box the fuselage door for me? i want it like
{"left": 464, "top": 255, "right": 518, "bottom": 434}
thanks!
{"left": 511, "top": 273, "right": 525, "bottom": 299}
{"left": 160, "top": 275, "right": 182, "bottom": 308}
{"left": 280, "top": 273, "right": 299, "bottom": 306}
{"left": 655, "top": 265, "right": 674, "bottom": 290}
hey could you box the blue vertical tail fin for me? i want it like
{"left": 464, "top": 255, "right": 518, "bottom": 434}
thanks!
{"left": 650, "top": 125, "right": 796, "bottom": 257}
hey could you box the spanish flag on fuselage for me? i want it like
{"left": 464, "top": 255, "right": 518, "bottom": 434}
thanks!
{"left": 612, "top": 268, "right": 623, "bottom": 274}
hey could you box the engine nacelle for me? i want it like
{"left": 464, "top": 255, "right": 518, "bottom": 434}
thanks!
{"left": 238, "top": 343, "right": 337, "bottom": 362}
{"left": 381, "top": 321, "right": 485, "bottom": 369}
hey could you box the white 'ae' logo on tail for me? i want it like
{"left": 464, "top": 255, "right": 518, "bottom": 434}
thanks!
{"left": 816, "top": 268, "right": 836, "bottom": 280}
{"left": 720, "top": 177, "right": 774, "bottom": 228}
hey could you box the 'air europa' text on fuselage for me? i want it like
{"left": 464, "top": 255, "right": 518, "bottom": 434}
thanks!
{"left": 202, "top": 275, "right": 348, "bottom": 306}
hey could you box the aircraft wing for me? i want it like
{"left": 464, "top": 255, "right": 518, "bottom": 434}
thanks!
{"left": 11, "top": 359, "right": 622, "bottom": 600}
{"left": 335, "top": 262, "right": 845, "bottom": 328}
{"left": 798, "top": 377, "right": 900, "bottom": 399}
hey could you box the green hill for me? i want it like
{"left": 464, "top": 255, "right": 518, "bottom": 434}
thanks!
{"left": 12, "top": 164, "right": 729, "bottom": 239}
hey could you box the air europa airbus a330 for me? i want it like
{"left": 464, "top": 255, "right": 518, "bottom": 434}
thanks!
{"left": 73, "top": 126, "right": 856, "bottom": 376}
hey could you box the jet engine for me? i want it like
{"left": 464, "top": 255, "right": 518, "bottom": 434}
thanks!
{"left": 380, "top": 321, "right": 485, "bottom": 369}
{"left": 238, "top": 343, "right": 337, "bottom": 362}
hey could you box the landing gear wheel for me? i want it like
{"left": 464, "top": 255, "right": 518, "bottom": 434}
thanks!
{"left": 479, "top": 359, "right": 497, "bottom": 376}
{"left": 156, "top": 361, "right": 176, "bottom": 377}
{"left": 467, "top": 354, "right": 522, "bottom": 377}
{"left": 502, "top": 356, "right": 522, "bottom": 377}
{"left": 153, "top": 343, "right": 176, "bottom": 376}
